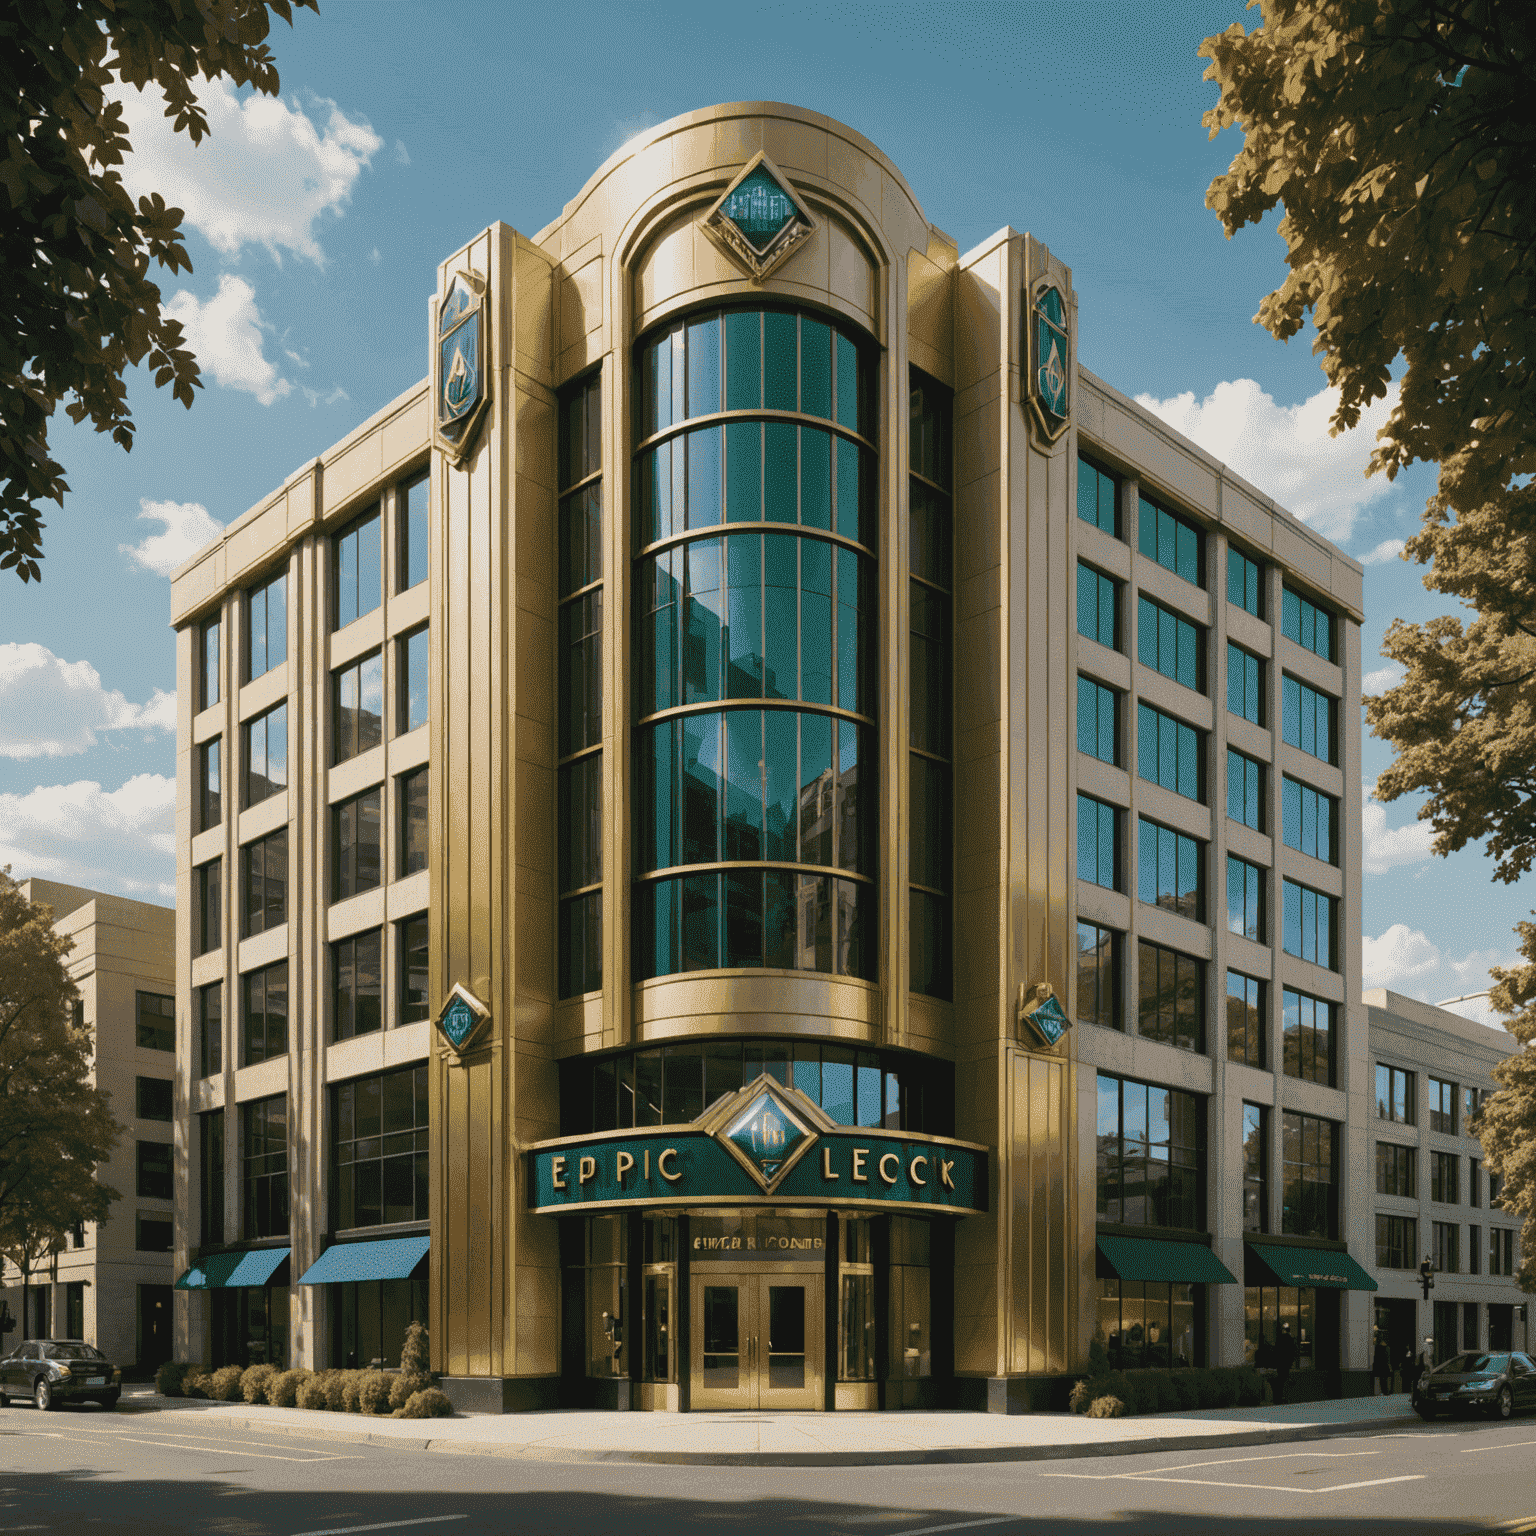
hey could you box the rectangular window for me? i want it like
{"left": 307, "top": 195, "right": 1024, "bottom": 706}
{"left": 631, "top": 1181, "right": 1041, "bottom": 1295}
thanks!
{"left": 243, "top": 701, "right": 288, "bottom": 806}
{"left": 246, "top": 568, "right": 287, "bottom": 681}
{"left": 332, "top": 1065, "right": 429, "bottom": 1230}
{"left": 136, "top": 990, "right": 175, "bottom": 1052}
{"left": 400, "top": 767, "right": 428, "bottom": 877}
{"left": 1137, "top": 702, "right": 1203, "bottom": 801}
{"left": 1077, "top": 676, "right": 1119, "bottom": 765}
{"left": 1138, "top": 596, "right": 1204, "bottom": 691}
{"left": 1226, "top": 748, "right": 1264, "bottom": 831}
{"left": 1434, "top": 1220, "right": 1460, "bottom": 1274}
{"left": 199, "top": 982, "right": 221, "bottom": 1079}
{"left": 1138, "top": 941, "right": 1204, "bottom": 1053}
{"left": 199, "top": 616, "right": 221, "bottom": 709}
{"left": 1469, "top": 1225, "right": 1482, "bottom": 1274}
{"left": 1137, "top": 818, "right": 1203, "bottom": 921}
{"left": 1282, "top": 988, "right": 1334, "bottom": 1086}
{"left": 1281, "top": 1110, "right": 1339, "bottom": 1238}
{"left": 136, "top": 1210, "right": 174, "bottom": 1253}
{"left": 200, "top": 1108, "right": 224, "bottom": 1245}
{"left": 1282, "top": 878, "right": 1336, "bottom": 969}
{"left": 194, "top": 859, "right": 221, "bottom": 957}
{"left": 197, "top": 737, "right": 221, "bottom": 830}
{"left": 1077, "top": 562, "right": 1119, "bottom": 650}
{"left": 1376, "top": 1213, "right": 1417, "bottom": 1269}
{"left": 333, "top": 505, "right": 382, "bottom": 631}
{"left": 1077, "top": 453, "right": 1120, "bottom": 537}
{"left": 1096, "top": 1071, "right": 1204, "bottom": 1230}
{"left": 1281, "top": 775, "right": 1336, "bottom": 863}
{"left": 1076, "top": 922, "right": 1121, "bottom": 1030}
{"left": 1228, "top": 548, "right": 1262, "bottom": 617}
{"left": 399, "top": 913, "right": 428, "bottom": 1024}
{"left": 242, "top": 961, "right": 289, "bottom": 1065}
{"left": 398, "top": 625, "right": 428, "bottom": 736}
{"left": 333, "top": 652, "right": 384, "bottom": 764}
{"left": 242, "top": 1095, "right": 288, "bottom": 1241}
{"left": 241, "top": 828, "right": 287, "bottom": 938}
{"left": 333, "top": 929, "right": 383, "bottom": 1041}
{"left": 135, "top": 1140, "right": 172, "bottom": 1201}
{"left": 1429, "top": 1076, "right": 1458, "bottom": 1134}
{"left": 1281, "top": 586, "right": 1334, "bottom": 662}
{"left": 1226, "top": 855, "right": 1265, "bottom": 943}
{"left": 1432, "top": 1150, "right": 1460, "bottom": 1204}
{"left": 1226, "top": 643, "right": 1264, "bottom": 725}
{"left": 1137, "top": 492, "right": 1203, "bottom": 586}
{"left": 1226, "top": 971, "right": 1263, "bottom": 1067}
{"left": 1281, "top": 675, "right": 1336, "bottom": 764}
{"left": 1376, "top": 1142, "right": 1416, "bottom": 1198}
{"left": 1242, "top": 1102, "right": 1268, "bottom": 1232}
{"left": 1491, "top": 1173, "right": 1506, "bottom": 1208}
{"left": 1492, "top": 1228, "right": 1515, "bottom": 1276}
{"left": 397, "top": 469, "right": 429, "bottom": 593}
{"left": 332, "top": 787, "right": 382, "bottom": 902}
{"left": 1471, "top": 1158, "right": 1482, "bottom": 1208}
{"left": 1377, "top": 1063, "right": 1416, "bottom": 1124}
{"left": 1077, "top": 794, "right": 1120, "bottom": 890}
{"left": 136, "top": 1076, "right": 173, "bottom": 1121}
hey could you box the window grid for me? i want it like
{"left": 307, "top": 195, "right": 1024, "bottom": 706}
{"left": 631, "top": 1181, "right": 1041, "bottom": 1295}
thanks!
{"left": 246, "top": 568, "right": 287, "bottom": 682}
{"left": 1078, "top": 676, "right": 1119, "bottom": 766}
{"left": 333, "top": 929, "right": 382, "bottom": 1041}
{"left": 198, "top": 981, "right": 222, "bottom": 1079}
{"left": 198, "top": 738, "right": 222, "bottom": 831}
{"left": 399, "top": 914, "right": 428, "bottom": 1025}
{"left": 1096, "top": 1071, "right": 1204, "bottom": 1231}
{"left": 1137, "top": 818, "right": 1203, "bottom": 921}
{"left": 1433, "top": 1220, "right": 1460, "bottom": 1273}
{"left": 1138, "top": 595, "right": 1204, "bottom": 691}
{"left": 1491, "top": 1228, "right": 1515, "bottom": 1276}
{"left": 1281, "top": 674, "right": 1336, "bottom": 764}
{"left": 1377, "top": 1063, "right": 1416, "bottom": 1124}
{"left": 135, "top": 990, "right": 175, "bottom": 1053}
{"left": 1282, "top": 878, "right": 1336, "bottom": 969}
{"left": 397, "top": 469, "right": 429, "bottom": 593}
{"left": 1227, "top": 748, "right": 1264, "bottom": 831}
{"left": 1376, "top": 1141, "right": 1416, "bottom": 1198}
{"left": 1138, "top": 702, "right": 1203, "bottom": 802}
{"left": 194, "top": 859, "right": 221, "bottom": 957}
{"left": 1282, "top": 586, "right": 1334, "bottom": 662}
{"left": 333, "top": 653, "right": 383, "bottom": 766}
{"left": 1078, "top": 562, "right": 1119, "bottom": 650}
{"left": 1282, "top": 988, "right": 1334, "bottom": 1086}
{"left": 1077, "top": 453, "right": 1120, "bottom": 537}
{"left": 1138, "top": 941, "right": 1204, "bottom": 1053}
{"left": 1281, "top": 1110, "right": 1339, "bottom": 1238}
{"left": 332, "top": 788, "right": 382, "bottom": 903}
{"left": 1227, "top": 642, "right": 1264, "bottom": 725}
{"left": 241, "top": 828, "right": 287, "bottom": 938}
{"left": 332, "top": 1065, "right": 429, "bottom": 1231}
{"left": 1226, "top": 971, "right": 1263, "bottom": 1067}
{"left": 1226, "top": 855, "right": 1265, "bottom": 943}
{"left": 1429, "top": 1076, "right": 1458, "bottom": 1134}
{"left": 1432, "top": 1150, "right": 1460, "bottom": 1204}
{"left": 1137, "top": 492, "right": 1203, "bottom": 586}
{"left": 1077, "top": 922, "right": 1121, "bottom": 1030}
{"left": 243, "top": 702, "right": 288, "bottom": 807}
{"left": 397, "top": 625, "right": 428, "bottom": 736}
{"left": 242, "top": 1095, "right": 288, "bottom": 1240}
{"left": 1376, "top": 1213, "right": 1417, "bottom": 1269}
{"left": 399, "top": 767, "right": 428, "bottom": 878}
{"left": 333, "top": 506, "right": 382, "bottom": 632}
{"left": 1228, "top": 548, "right": 1262, "bottom": 617}
{"left": 199, "top": 617, "right": 221, "bottom": 710}
{"left": 1242, "top": 1102, "right": 1268, "bottom": 1232}
{"left": 1282, "top": 775, "right": 1336, "bottom": 864}
{"left": 1077, "top": 794, "right": 1120, "bottom": 891}
{"left": 242, "top": 961, "right": 288, "bottom": 1065}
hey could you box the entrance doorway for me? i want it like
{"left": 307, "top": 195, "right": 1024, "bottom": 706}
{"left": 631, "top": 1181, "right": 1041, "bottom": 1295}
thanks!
{"left": 138, "top": 1285, "right": 173, "bottom": 1369}
{"left": 691, "top": 1269, "right": 823, "bottom": 1410}
{"left": 1374, "top": 1297, "right": 1416, "bottom": 1385}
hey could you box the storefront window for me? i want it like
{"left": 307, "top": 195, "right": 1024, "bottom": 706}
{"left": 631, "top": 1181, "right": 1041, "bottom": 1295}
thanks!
{"left": 840, "top": 1215, "right": 875, "bottom": 1381}
{"left": 331, "top": 1275, "right": 427, "bottom": 1368}
{"left": 585, "top": 1215, "right": 626, "bottom": 1379}
{"left": 1096, "top": 1278, "right": 1201, "bottom": 1369}
{"left": 1243, "top": 1285, "right": 1319, "bottom": 1371}
{"left": 889, "top": 1216, "right": 932, "bottom": 1379}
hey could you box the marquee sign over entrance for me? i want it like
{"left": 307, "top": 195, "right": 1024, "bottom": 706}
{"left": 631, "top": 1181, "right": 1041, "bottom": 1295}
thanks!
{"left": 527, "top": 1075, "right": 988, "bottom": 1216}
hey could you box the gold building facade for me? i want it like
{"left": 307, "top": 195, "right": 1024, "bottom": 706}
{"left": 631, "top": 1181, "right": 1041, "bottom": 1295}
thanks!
{"left": 171, "top": 103, "right": 1373, "bottom": 1412}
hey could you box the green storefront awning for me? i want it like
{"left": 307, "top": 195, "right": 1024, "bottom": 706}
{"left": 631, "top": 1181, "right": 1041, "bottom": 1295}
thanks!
{"left": 1246, "top": 1241, "right": 1378, "bottom": 1291}
{"left": 174, "top": 1247, "right": 290, "bottom": 1290}
{"left": 297, "top": 1235, "right": 430, "bottom": 1286}
{"left": 1097, "top": 1235, "right": 1238, "bottom": 1285}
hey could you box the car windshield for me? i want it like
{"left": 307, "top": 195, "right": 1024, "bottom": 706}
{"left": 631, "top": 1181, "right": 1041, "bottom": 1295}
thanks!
{"left": 1439, "top": 1352, "right": 1509, "bottom": 1375}
{"left": 41, "top": 1343, "right": 107, "bottom": 1361}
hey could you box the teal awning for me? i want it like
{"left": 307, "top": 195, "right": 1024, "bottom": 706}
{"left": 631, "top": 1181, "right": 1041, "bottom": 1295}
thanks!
{"left": 1097, "top": 1235, "right": 1238, "bottom": 1285}
{"left": 298, "top": 1235, "right": 431, "bottom": 1286}
{"left": 1246, "top": 1241, "right": 1378, "bottom": 1291}
{"left": 174, "top": 1247, "right": 290, "bottom": 1290}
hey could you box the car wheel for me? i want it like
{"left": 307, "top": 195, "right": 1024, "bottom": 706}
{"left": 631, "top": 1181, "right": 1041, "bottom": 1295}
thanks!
{"left": 0, "top": 1390, "right": 9, "bottom": 1408}
{"left": 33, "top": 1377, "right": 54, "bottom": 1413}
{"left": 99, "top": 1393, "right": 119, "bottom": 1411}
{"left": 1496, "top": 1387, "right": 1514, "bottom": 1419}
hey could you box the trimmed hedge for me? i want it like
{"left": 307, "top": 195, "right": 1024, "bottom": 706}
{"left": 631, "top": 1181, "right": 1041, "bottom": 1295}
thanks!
{"left": 398, "top": 1387, "right": 453, "bottom": 1419}
{"left": 1069, "top": 1364, "right": 1267, "bottom": 1417}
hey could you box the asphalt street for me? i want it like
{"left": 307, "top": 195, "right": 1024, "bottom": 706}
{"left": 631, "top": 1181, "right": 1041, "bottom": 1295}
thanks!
{"left": 1, "top": 1402, "right": 1534, "bottom": 1536}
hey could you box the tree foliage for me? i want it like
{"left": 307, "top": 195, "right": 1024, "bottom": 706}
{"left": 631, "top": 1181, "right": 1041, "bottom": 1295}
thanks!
{"left": 0, "top": 0, "right": 317, "bottom": 583}
{"left": 0, "top": 868, "right": 121, "bottom": 1283}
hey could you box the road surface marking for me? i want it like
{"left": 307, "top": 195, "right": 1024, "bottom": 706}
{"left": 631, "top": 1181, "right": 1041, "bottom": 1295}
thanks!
{"left": 291, "top": 1519, "right": 470, "bottom": 1536}
{"left": 1042, "top": 1471, "right": 1424, "bottom": 1495}
{"left": 886, "top": 1520, "right": 1017, "bottom": 1536}
{"left": 1461, "top": 1438, "right": 1536, "bottom": 1453}
{"left": 111, "top": 1433, "right": 360, "bottom": 1462}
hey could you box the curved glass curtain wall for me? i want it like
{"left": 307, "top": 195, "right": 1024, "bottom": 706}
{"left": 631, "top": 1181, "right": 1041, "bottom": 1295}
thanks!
{"left": 633, "top": 307, "right": 878, "bottom": 982}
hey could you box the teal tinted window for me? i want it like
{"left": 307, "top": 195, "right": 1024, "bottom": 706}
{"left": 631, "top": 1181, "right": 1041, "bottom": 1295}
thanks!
{"left": 1228, "top": 548, "right": 1261, "bottom": 617}
{"left": 1226, "top": 855, "right": 1265, "bottom": 943}
{"left": 334, "top": 507, "right": 381, "bottom": 631}
{"left": 1138, "top": 596, "right": 1203, "bottom": 691}
{"left": 246, "top": 568, "right": 287, "bottom": 680}
{"left": 1078, "top": 676, "right": 1117, "bottom": 765}
{"left": 1136, "top": 703, "right": 1202, "bottom": 802}
{"left": 399, "top": 472, "right": 430, "bottom": 594}
{"left": 1078, "top": 563, "right": 1118, "bottom": 649}
{"left": 1282, "top": 775, "right": 1336, "bottom": 863}
{"left": 1137, "top": 818, "right": 1203, "bottom": 921}
{"left": 1281, "top": 676, "right": 1334, "bottom": 763}
{"left": 1227, "top": 643, "right": 1263, "bottom": 724}
{"left": 1282, "top": 587, "right": 1334, "bottom": 662}
{"left": 1283, "top": 879, "right": 1336, "bottom": 969}
{"left": 1137, "top": 493, "right": 1202, "bottom": 586}
{"left": 1077, "top": 455, "right": 1119, "bottom": 538}
{"left": 1227, "top": 748, "right": 1263, "bottom": 831}
{"left": 1077, "top": 794, "right": 1119, "bottom": 890}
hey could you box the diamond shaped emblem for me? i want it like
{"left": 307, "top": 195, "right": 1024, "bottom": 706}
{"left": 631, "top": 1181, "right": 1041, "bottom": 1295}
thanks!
{"left": 1026, "top": 279, "right": 1071, "bottom": 443}
{"left": 435, "top": 983, "right": 490, "bottom": 1055}
{"left": 1021, "top": 991, "right": 1071, "bottom": 1048}
{"left": 702, "top": 152, "right": 817, "bottom": 284}
{"left": 715, "top": 1082, "right": 818, "bottom": 1193}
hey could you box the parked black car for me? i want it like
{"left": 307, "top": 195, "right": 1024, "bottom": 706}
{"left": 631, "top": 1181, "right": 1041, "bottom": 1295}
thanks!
{"left": 0, "top": 1340, "right": 121, "bottom": 1411}
{"left": 1413, "top": 1351, "right": 1536, "bottom": 1420}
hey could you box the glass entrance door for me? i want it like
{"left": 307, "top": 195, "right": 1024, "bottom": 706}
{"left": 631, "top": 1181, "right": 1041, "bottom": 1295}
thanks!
{"left": 691, "top": 1270, "right": 822, "bottom": 1410}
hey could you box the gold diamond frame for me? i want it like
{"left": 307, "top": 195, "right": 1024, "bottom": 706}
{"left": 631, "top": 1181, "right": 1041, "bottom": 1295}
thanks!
{"left": 701, "top": 152, "right": 819, "bottom": 285}
{"left": 697, "top": 1074, "right": 831, "bottom": 1194}
{"left": 435, "top": 980, "right": 492, "bottom": 1057}
{"left": 433, "top": 269, "right": 491, "bottom": 466}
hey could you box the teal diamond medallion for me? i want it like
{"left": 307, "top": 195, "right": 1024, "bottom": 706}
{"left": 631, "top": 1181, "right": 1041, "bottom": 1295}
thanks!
{"left": 1022, "top": 991, "right": 1070, "bottom": 1048}
{"left": 702, "top": 152, "right": 816, "bottom": 284}
{"left": 436, "top": 985, "right": 489, "bottom": 1055}
{"left": 719, "top": 1085, "right": 815, "bottom": 1191}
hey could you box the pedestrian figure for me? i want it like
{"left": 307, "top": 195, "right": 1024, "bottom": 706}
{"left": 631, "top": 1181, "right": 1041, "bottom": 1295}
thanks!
{"left": 1372, "top": 1331, "right": 1392, "bottom": 1395}
{"left": 1275, "top": 1322, "right": 1297, "bottom": 1404}
{"left": 1403, "top": 1346, "right": 1420, "bottom": 1396}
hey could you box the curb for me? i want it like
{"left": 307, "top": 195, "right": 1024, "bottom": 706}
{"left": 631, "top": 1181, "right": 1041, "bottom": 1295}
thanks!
{"left": 113, "top": 1401, "right": 1427, "bottom": 1466}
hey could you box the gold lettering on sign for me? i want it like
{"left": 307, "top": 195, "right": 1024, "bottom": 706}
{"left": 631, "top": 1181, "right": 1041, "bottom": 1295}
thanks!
{"left": 852, "top": 1148, "right": 868, "bottom": 1183}
{"left": 552, "top": 1156, "right": 568, "bottom": 1190}
{"left": 878, "top": 1153, "right": 899, "bottom": 1187}
{"left": 616, "top": 1151, "right": 635, "bottom": 1184}
{"left": 821, "top": 1147, "right": 838, "bottom": 1181}
{"left": 579, "top": 1156, "right": 597, "bottom": 1184}
{"left": 658, "top": 1147, "right": 681, "bottom": 1183}
{"left": 909, "top": 1155, "right": 928, "bottom": 1186}
{"left": 940, "top": 1158, "right": 955, "bottom": 1189}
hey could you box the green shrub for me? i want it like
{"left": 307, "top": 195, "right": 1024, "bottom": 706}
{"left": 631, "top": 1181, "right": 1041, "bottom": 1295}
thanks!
{"left": 205, "top": 1364, "right": 245, "bottom": 1402}
{"left": 1085, "top": 1395, "right": 1125, "bottom": 1419}
{"left": 389, "top": 1372, "right": 432, "bottom": 1411}
{"left": 155, "top": 1361, "right": 199, "bottom": 1398}
{"left": 296, "top": 1372, "right": 332, "bottom": 1411}
{"left": 358, "top": 1371, "right": 392, "bottom": 1416}
{"left": 396, "top": 1387, "right": 452, "bottom": 1419}
{"left": 182, "top": 1369, "right": 213, "bottom": 1399}
{"left": 1086, "top": 1336, "right": 1111, "bottom": 1377}
{"left": 240, "top": 1364, "right": 277, "bottom": 1404}
{"left": 340, "top": 1372, "right": 365, "bottom": 1413}
{"left": 1210, "top": 1368, "right": 1241, "bottom": 1409}
{"left": 266, "top": 1369, "right": 309, "bottom": 1408}
{"left": 1068, "top": 1377, "right": 1100, "bottom": 1414}
{"left": 322, "top": 1371, "right": 354, "bottom": 1412}
{"left": 1235, "top": 1365, "right": 1265, "bottom": 1407}
{"left": 1169, "top": 1371, "right": 1202, "bottom": 1410}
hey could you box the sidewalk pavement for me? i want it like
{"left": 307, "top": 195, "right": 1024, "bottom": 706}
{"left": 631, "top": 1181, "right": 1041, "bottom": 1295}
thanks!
{"left": 111, "top": 1389, "right": 1428, "bottom": 1466}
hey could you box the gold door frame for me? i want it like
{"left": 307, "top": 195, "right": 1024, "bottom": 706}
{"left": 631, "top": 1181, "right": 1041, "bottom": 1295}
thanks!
{"left": 689, "top": 1264, "right": 824, "bottom": 1411}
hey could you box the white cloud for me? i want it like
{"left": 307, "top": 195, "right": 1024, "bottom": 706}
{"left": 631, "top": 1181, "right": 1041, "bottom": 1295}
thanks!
{"left": 1363, "top": 923, "right": 1443, "bottom": 990}
{"left": 1134, "top": 378, "right": 1398, "bottom": 543}
{"left": 0, "top": 774, "right": 175, "bottom": 902}
{"left": 115, "top": 79, "right": 382, "bottom": 266}
{"left": 0, "top": 644, "right": 175, "bottom": 759}
{"left": 301, "top": 384, "right": 350, "bottom": 409}
{"left": 1361, "top": 538, "right": 1406, "bottom": 565}
{"left": 1362, "top": 794, "right": 1436, "bottom": 874}
{"left": 1363, "top": 662, "right": 1406, "bottom": 694}
{"left": 120, "top": 498, "right": 223, "bottom": 577}
{"left": 1362, "top": 923, "right": 1518, "bottom": 1030}
{"left": 393, "top": 140, "right": 410, "bottom": 167}
{"left": 165, "top": 275, "right": 290, "bottom": 405}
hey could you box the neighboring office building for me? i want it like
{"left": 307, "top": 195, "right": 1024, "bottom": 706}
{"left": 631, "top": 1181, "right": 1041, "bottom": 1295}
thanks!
{"left": 1366, "top": 988, "right": 1527, "bottom": 1373}
{"left": 0, "top": 880, "right": 175, "bottom": 1368}
{"left": 169, "top": 101, "right": 1375, "bottom": 1409}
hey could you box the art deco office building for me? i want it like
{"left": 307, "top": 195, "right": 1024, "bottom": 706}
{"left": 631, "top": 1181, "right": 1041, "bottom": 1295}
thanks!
{"left": 171, "top": 102, "right": 1373, "bottom": 1410}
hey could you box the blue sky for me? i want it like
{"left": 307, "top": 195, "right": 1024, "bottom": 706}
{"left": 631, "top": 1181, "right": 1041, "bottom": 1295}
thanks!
{"left": 0, "top": 0, "right": 1514, "bottom": 1024}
